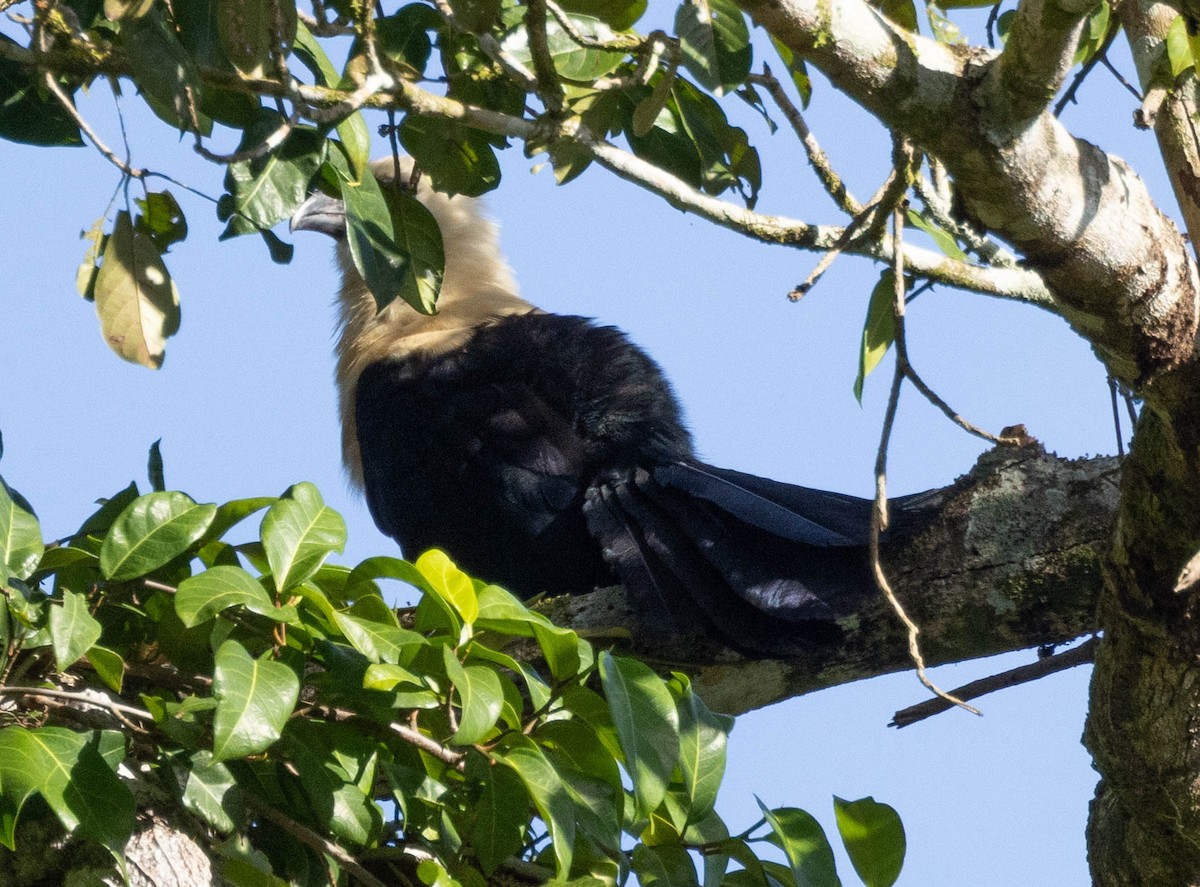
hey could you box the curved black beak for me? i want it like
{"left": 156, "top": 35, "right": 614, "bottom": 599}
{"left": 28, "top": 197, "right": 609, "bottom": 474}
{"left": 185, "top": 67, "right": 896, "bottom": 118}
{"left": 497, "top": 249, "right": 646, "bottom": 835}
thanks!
{"left": 290, "top": 191, "right": 347, "bottom": 240}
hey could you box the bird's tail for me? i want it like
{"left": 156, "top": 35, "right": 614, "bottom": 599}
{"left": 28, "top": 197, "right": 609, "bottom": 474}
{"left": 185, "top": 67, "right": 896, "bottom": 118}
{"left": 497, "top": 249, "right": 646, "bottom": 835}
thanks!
{"left": 583, "top": 460, "right": 882, "bottom": 657}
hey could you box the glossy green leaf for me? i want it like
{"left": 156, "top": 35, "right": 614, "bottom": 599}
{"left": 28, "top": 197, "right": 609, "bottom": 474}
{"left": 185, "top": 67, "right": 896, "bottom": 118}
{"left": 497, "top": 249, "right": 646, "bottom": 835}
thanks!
{"left": 0, "top": 476, "right": 41, "bottom": 584}
{"left": 211, "top": 640, "right": 300, "bottom": 761}
{"left": 853, "top": 270, "right": 897, "bottom": 404}
{"left": 671, "top": 673, "right": 732, "bottom": 823}
{"left": 100, "top": 491, "right": 216, "bottom": 580}
{"left": 87, "top": 645, "right": 125, "bottom": 693}
{"left": 176, "top": 566, "right": 288, "bottom": 627}
{"left": 598, "top": 651, "right": 679, "bottom": 815}
{"left": 177, "top": 750, "right": 241, "bottom": 833}
{"left": 49, "top": 589, "right": 103, "bottom": 670}
{"left": 0, "top": 726, "right": 133, "bottom": 855}
{"left": 416, "top": 550, "right": 479, "bottom": 625}
{"left": 833, "top": 796, "right": 905, "bottom": 887}
{"left": 218, "top": 120, "right": 327, "bottom": 237}
{"left": 261, "top": 482, "right": 346, "bottom": 593}
{"left": 443, "top": 646, "right": 503, "bottom": 745}
{"left": 468, "top": 753, "right": 528, "bottom": 875}
{"left": 0, "top": 36, "right": 83, "bottom": 146}
{"left": 501, "top": 12, "right": 627, "bottom": 80}
{"left": 758, "top": 801, "right": 839, "bottom": 887}
{"left": 676, "top": 0, "right": 752, "bottom": 96}
{"left": 633, "top": 844, "right": 700, "bottom": 887}
{"left": 201, "top": 496, "right": 277, "bottom": 545}
{"left": 92, "top": 210, "right": 182, "bottom": 369}
{"left": 332, "top": 606, "right": 426, "bottom": 664}
{"left": 498, "top": 735, "right": 575, "bottom": 877}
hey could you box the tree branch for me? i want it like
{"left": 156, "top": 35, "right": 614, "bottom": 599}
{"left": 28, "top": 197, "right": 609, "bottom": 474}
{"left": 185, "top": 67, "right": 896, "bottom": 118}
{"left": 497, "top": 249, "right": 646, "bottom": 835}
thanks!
{"left": 541, "top": 446, "right": 1116, "bottom": 714}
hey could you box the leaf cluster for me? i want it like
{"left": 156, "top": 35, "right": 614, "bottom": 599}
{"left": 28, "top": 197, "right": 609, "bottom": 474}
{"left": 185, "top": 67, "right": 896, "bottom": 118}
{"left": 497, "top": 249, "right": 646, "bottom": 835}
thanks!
{"left": 0, "top": 452, "right": 905, "bottom": 886}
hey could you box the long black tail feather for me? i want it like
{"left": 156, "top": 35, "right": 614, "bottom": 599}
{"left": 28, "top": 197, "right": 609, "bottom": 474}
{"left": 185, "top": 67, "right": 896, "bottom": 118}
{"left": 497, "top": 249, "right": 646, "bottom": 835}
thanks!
{"left": 583, "top": 461, "right": 870, "bottom": 656}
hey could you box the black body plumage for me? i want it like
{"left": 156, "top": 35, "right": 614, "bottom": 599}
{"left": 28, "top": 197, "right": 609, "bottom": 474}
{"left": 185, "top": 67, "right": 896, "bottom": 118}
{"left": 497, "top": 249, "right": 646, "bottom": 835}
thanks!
{"left": 293, "top": 161, "right": 877, "bottom": 656}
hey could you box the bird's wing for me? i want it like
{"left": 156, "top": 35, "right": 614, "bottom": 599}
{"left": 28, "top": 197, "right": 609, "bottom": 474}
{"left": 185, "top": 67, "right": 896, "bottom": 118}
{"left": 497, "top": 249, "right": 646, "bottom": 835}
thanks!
{"left": 583, "top": 464, "right": 866, "bottom": 656}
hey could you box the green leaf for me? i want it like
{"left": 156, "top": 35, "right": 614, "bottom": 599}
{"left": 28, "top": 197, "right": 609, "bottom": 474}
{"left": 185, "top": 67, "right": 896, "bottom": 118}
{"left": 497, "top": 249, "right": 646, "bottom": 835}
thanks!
{"left": 833, "top": 796, "right": 905, "bottom": 887}
{"left": 135, "top": 192, "right": 188, "bottom": 255}
{"left": 261, "top": 482, "right": 346, "bottom": 593}
{"left": 853, "top": 270, "right": 897, "bottom": 404}
{"left": 121, "top": 8, "right": 211, "bottom": 133}
{"left": 87, "top": 645, "right": 125, "bottom": 693}
{"left": 633, "top": 844, "right": 700, "bottom": 887}
{"left": 758, "top": 801, "right": 839, "bottom": 887}
{"left": 555, "top": 0, "right": 645, "bottom": 29}
{"left": 0, "top": 36, "right": 83, "bottom": 146}
{"left": 906, "top": 209, "right": 966, "bottom": 261}
{"left": 676, "top": 0, "right": 752, "bottom": 96}
{"left": 92, "top": 210, "right": 182, "bottom": 369}
{"left": 218, "top": 118, "right": 327, "bottom": 237}
{"left": 331, "top": 152, "right": 446, "bottom": 314}
{"left": 497, "top": 736, "right": 576, "bottom": 877}
{"left": 176, "top": 749, "right": 241, "bottom": 833}
{"left": 49, "top": 589, "right": 103, "bottom": 670}
{"left": 211, "top": 640, "right": 300, "bottom": 762}
{"left": 0, "top": 726, "right": 134, "bottom": 856}
{"left": 443, "top": 647, "right": 504, "bottom": 745}
{"left": 501, "top": 12, "right": 628, "bottom": 80}
{"left": 331, "top": 606, "right": 426, "bottom": 664}
{"left": 878, "top": 0, "right": 918, "bottom": 30}
{"left": 292, "top": 20, "right": 371, "bottom": 179}
{"left": 146, "top": 438, "right": 166, "bottom": 491}
{"left": 1169, "top": 14, "right": 1193, "bottom": 78}
{"left": 416, "top": 550, "right": 479, "bottom": 625}
{"left": 598, "top": 651, "right": 679, "bottom": 816}
{"left": 467, "top": 753, "right": 527, "bottom": 875}
{"left": 76, "top": 215, "right": 106, "bottom": 300}
{"left": 372, "top": 4, "right": 442, "bottom": 75}
{"left": 399, "top": 116, "right": 502, "bottom": 199}
{"left": 217, "top": 0, "right": 297, "bottom": 79}
{"left": 670, "top": 673, "right": 732, "bottom": 823}
{"left": 202, "top": 496, "right": 278, "bottom": 544}
{"left": 176, "top": 566, "right": 289, "bottom": 627}
{"left": 769, "top": 36, "right": 811, "bottom": 107}
{"left": 99, "top": 491, "right": 217, "bottom": 580}
{"left": 0, "top": 476, "right": 42, "bottom": 585}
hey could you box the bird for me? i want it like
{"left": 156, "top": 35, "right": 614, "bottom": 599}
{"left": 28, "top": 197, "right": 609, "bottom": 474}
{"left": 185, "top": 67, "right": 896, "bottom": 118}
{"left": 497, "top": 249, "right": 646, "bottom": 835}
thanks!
{"left": 291, "top": 158, "right": 880, "bottom": 657}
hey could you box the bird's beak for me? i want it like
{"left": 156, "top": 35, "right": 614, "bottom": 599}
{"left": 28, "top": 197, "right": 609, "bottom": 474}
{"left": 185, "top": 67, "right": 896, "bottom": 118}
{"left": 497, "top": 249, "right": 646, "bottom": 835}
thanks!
{"left": 290, "top": 191, "right": 347, "bottom": 240}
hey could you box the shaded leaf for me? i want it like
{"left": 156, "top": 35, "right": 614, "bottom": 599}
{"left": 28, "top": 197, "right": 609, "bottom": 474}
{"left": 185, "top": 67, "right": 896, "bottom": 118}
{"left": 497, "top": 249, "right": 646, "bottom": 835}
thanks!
{"left": 633, "top": 844, "right": 700, "bottom": 887}
{"left": 676, "top": 0, "right": 752, "bottom": 95}
{"left": 468, "top": 753, "right": 528, "bottom": 874}
{"left": 501, "top": 12, "right": 627, "bottom": 80}
{"left": 92, "top": 210, "right": 181, "bottom": 369}
{"left": 217, "top": 0, "right": 297, "bottom": 79}
{"left": 671, "top": 672, "right": 732, "bottom": 823}
{"left": 498, "top": 735, "right": 575, "bottom": 877}
{"left": 135, "top": 191, "right": 188, "bottom": 254}
{"left": 443, "top": 646, "right": 503, "bottom": 745}
{"left": 121, "top": 8, "right": 211, "bottom": 133}
{"left": 218, "top": 118, "right": 326, "bottom": 237}
{"left": 176, "top": 749, "right": 241, "bottom": 833}
{"left": 0, "top": 37, "right": 83, "bottom": 146}
{"left": 853, "top": 270, "right": 897, "bottom": 404}
{"left": 147, "top": 438, "right": 165, "bottom": 491}
{"left": 87, "top": 645, "right": 125, "bottom": 693}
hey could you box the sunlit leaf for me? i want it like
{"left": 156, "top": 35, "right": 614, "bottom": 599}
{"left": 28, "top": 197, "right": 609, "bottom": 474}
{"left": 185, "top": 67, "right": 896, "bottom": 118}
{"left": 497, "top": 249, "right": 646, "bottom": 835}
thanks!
{"left": 416, "top": 550, "right": 478, "bottom": 625}
{"left": 261, "top": 482, "right": 346, "bottom": 593}
{"left": 176, "top": 565, "right": 287, "bottom": 627}
{"left": 48, "top": 588, "right": 103, "bottom": 670}
{"left": 833, "top": 796, "right": 905, "bottom": 887}
{"left": 501, "top": 12, "right": 627, "bottom": 80}
{"left": 758, "top": 800, "right": 839, "bottom": 887}
{"left": 671, "top": 672, "right": 732, "bottom": 823}
{"left": 211, "top": 640, "right": 300, "bottom": 762}
{"left": 443, "top": 646, "right": 503, "bottom": 745}
{"left": 853, "top": 270, "right": 897, "bottom": 404}
{"left": 0, "top": 476, "right": 41, "bottom": 585}
{"left": 598, "top": 651, "right": 679, "bottom": 816}
{"left": 99, "top": 491, "right": 216, "bottom": 580}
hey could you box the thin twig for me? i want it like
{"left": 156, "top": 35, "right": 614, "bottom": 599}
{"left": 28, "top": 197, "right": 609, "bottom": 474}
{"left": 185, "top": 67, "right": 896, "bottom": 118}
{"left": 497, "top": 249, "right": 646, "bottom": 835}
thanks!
{"left": 872, "top": 204, "right": 981, "bottom": 718}
{"left": 1108, "top": 375, "right": 1125, "bottom": 458}
{"left": 1054, "top": 16, "right": 1121, "bottom": 117}
{"left": 42, "top": 72, "right": 144, "bottom": 179}
{"left": 544, "top": 0, "right": 639, "bottom": 50}
{"left": 0, "top": 685, "right": 154, "bottom": 722}
{"left": 247, "top": 797, "right": 390, "bottom": 887}
{"left": 389, "top": 721, "right": 467, "bottom": 770}
{"left": 1100, "top": 54, "right": 1144, "bottom": 103}
{"left": 889, "top": 638, "right": 1097, "bottom": 728}
{"left": 749, "top": 67, "right": 861, "bottom": 216}
{"left": 904, "top": 364, "right": 1020, "bottom": 445}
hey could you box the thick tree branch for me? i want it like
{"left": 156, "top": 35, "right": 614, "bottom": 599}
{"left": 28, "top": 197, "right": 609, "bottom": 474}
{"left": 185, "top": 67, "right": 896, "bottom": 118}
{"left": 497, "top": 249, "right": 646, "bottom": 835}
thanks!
{"left": 542, "top": 445, "right": 1115, "bottom": 714}
{"left": 737, "top": 0, "right": 1200, "bottom": 392}
{"left": 988, "top": 0, "right": 1096, "bottom": 125}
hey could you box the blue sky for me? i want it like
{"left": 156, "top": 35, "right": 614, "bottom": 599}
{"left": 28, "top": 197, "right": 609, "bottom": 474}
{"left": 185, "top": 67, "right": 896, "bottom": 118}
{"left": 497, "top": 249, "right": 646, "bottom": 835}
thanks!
{"left": 0, "top": 8, "right": 1160, "bottom": 882}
